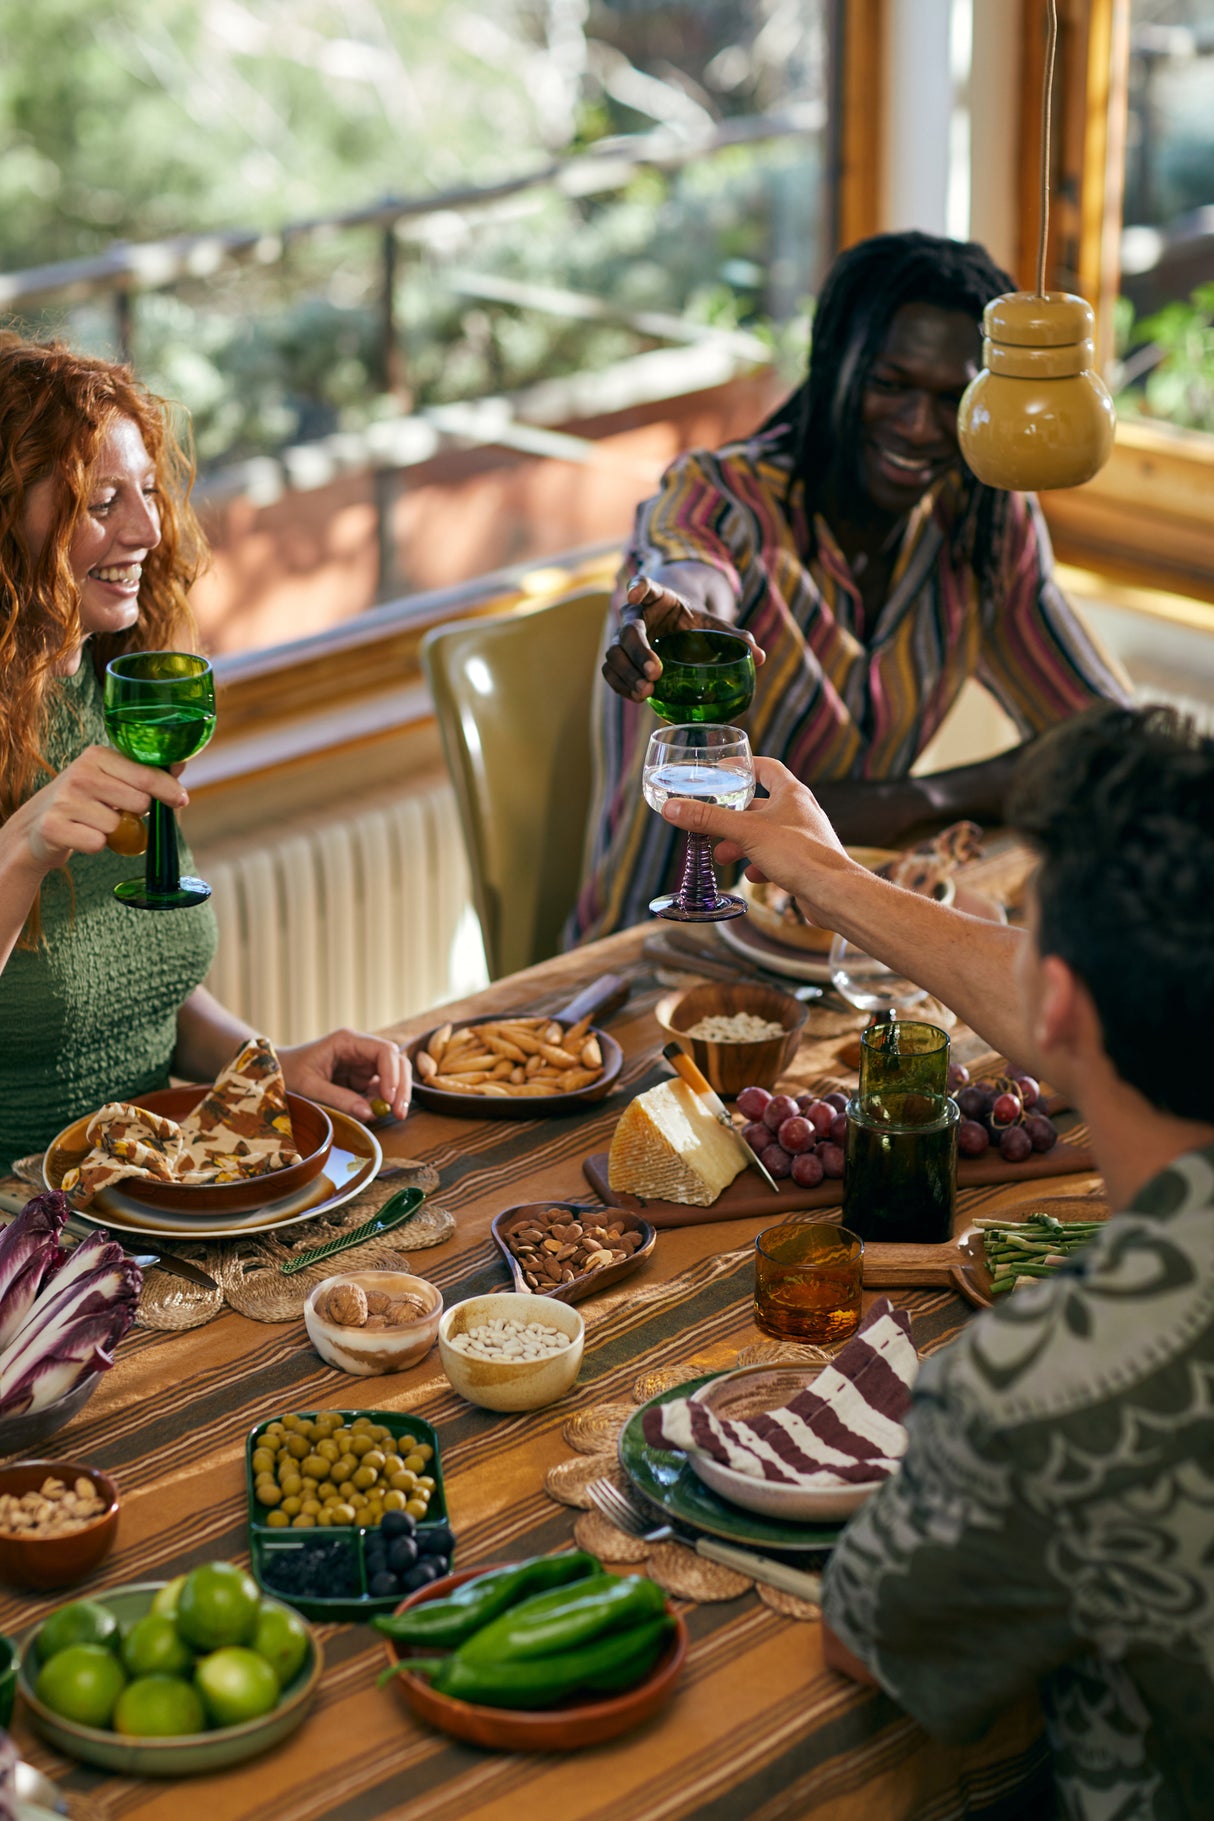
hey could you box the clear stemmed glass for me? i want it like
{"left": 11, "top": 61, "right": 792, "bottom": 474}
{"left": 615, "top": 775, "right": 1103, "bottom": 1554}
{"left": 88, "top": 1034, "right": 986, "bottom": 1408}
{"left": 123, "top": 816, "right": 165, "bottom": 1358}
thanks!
{"left": 648, "top": 627, "right": 756, "bottom": 725}
{"left": 827, "top": 932, "right": 929, "bottom": 1015}
{"left": 103, "top": 651, "right": 216, "bottom": 910}
{"left": 642, "top": 723, "right": 755, "bottom": 921}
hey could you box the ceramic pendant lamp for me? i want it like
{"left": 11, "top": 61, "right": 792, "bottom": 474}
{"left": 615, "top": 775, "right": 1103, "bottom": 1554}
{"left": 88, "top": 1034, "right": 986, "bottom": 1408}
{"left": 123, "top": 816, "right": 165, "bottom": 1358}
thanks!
{"left": 957, "top": 0, "right": 1116, "bottom": 491}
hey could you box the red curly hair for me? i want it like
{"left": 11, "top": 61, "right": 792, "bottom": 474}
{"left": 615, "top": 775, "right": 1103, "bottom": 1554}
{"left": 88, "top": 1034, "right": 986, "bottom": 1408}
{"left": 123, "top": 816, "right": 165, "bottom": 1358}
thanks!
{"left": 0, "top": 335, "right": 208, "bottom": 938}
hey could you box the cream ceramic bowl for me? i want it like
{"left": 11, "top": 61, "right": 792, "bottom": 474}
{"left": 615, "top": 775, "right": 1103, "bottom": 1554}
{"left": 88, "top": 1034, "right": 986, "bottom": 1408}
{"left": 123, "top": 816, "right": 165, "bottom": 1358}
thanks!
{"left": 304, "top": 1270, "right": 443, "bottom": 1376}
{"left": 438, "top": 1293, "right": 584, "bottom": 1412}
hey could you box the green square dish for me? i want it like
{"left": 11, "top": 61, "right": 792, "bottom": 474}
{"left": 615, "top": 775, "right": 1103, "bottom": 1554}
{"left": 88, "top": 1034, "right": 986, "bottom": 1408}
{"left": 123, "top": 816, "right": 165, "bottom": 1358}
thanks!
{"left": 245, "top": 1407, "right": 450, "bottom": 1622}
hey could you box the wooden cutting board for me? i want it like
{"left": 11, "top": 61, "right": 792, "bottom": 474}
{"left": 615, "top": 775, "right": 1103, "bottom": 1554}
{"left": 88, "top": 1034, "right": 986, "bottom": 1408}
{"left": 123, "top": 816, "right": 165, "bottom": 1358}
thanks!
{"left": 581, "top": 1125, "right": 1096, "bottom": 1230}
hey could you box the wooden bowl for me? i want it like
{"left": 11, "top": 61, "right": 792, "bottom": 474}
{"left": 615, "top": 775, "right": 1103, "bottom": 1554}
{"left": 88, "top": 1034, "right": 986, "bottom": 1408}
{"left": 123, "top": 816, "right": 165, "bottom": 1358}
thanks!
{"left": 491, "top": 1203, "right": 656, "bottom": 1305}
{"left": 0, "top": 1459, "right": 119, "bottom": 1591}
{"left": 407, "top": 1017, "right": 623, "bottom": 1120}
{"left": 742, "top": 849, "right": 955, "bottom": 954}
{"left": 381, "top": 1565, "right": 688, "bottom": 1750}
{"left": 655, "top": 982, "right": 806, "bottom": 1097}
{"left": 44, "top": 1087, "right": 333, "bottom": 1217}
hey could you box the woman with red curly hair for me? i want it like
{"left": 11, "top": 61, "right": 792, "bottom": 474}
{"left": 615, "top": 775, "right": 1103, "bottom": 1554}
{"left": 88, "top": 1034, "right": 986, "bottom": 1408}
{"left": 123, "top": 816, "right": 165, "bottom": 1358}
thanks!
{"left": 0, "top": 336, "right": 410, "bottom": 1173}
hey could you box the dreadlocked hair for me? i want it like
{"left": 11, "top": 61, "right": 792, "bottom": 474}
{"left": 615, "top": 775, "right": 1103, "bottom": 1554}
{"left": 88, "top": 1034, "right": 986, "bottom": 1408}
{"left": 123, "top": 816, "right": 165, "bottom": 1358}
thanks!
{"left": 760, "top": 231, "right": 1016, "bottom": 596}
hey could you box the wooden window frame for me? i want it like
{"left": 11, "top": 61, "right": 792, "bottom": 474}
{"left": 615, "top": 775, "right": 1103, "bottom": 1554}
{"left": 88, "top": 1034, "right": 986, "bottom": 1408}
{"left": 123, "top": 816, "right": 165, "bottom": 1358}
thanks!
{"left": 1019, "top": 0, "right": 1214, "bottom": 609}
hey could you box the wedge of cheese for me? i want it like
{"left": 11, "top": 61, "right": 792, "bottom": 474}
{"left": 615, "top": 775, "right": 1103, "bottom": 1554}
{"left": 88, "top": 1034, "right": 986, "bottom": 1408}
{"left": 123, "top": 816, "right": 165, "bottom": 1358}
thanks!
{"left": 608, "top": 1078, "right": 746, "bottom": 1206}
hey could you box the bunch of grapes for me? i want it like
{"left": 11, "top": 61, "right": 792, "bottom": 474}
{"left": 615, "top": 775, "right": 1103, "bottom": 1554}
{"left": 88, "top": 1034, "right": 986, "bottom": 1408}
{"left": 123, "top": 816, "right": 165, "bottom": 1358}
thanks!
{"left": 735, "top": 1085, "right": 850, "bottom": 1188}
{"left": 947, "top": 1063, "right": 1059, "bottom": 1164}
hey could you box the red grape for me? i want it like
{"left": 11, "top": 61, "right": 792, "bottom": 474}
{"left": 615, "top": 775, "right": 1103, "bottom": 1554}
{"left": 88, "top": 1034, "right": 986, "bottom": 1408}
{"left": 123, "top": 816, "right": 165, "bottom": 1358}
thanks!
{"left": 736, "top": 1085, "right": 771, "bottom": 1120}
{"left": 777, "top": 1115, "right": 814, "bottom": 1154}
{"left": 759, "top": 1143, "right": 792, "bottom": 1179}
{"left": 1024, "top": 1113, "right": 1057, "bottom": 1152}
{"left": 974, "top": 1079, "right": 1001, "bottom": 1098}
{"left": 991, "top": 1092, "right": 1023, "bottom": 1127}
{"left": 791, "top": 1151, "right": 824, "bottom": 1188}
{"left": 819, "top": 1142, "right": 845, "bottom": 1179}
{"left": 830, "top": 1113, "right": 849, "bottom": 1145}
{"left": 998, "top": 1125, "right": 1033, "bottom": 1163}
{"left": 1011, "top": 1073, "right": 1040, "bottom": 1109}
{"left": 947, "top": 1062, "right": 970, "bottom": 1092}
{"left": 957, "top": 1118, "right": 990, "bottom": 1157}
{"left": 763, "top": 1094, "right": 799, "bottom": 1132}
{"left": 823, "top": 1091, "right": 849, "bottom": 1113}
{"left": 803, "top": 1100, "right": 835, "bottom": 1138}
{"left": 956, "top": 1086, "right": 991, "bottom": 1121}
{"left": 795, "top": 1094, "right": 817, "bottom": 1115}
{"left": 741, "top": 1120, "right": 769, "bottom": 1152}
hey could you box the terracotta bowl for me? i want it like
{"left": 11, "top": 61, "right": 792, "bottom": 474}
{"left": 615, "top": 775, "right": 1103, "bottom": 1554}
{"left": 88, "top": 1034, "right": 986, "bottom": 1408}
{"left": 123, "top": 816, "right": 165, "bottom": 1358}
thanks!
{"left": 44, "top": 1086, "right": 333, "bottom": 1217}
{"left": 304, "top": 1270, "right": 443, "bottom": 1376}
{"left": 0, "top": 1459, "right": 119, "bottom": 1591}
{"left": 742, "top": 849, "right": 955, "bottom": 954}
{"left": 438, "top": 1294, "right": 584, "bottom": 1412}
{"left": 655, "top": 981, "right": 807, "bottom": 1097}
{"left": 381, "top": 1565, "right": 688, "bottom": 1750}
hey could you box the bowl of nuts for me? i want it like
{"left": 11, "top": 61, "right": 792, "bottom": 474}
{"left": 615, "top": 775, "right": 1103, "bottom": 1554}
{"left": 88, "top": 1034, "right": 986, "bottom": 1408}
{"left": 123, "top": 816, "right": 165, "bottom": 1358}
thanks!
{"left": 438, "top": 1293, "right": 584, "bottom": 1412}
{"left": 655, "top": 982, "right": 807, "bottom": 1097}
{"left": 491, "top": 1203, "right": 655, "bottom": 1305}
{"left": 303, "top": 1271, "right": 443, "bottom": 1377}
{"left": 0, "top": 1459, "right": 119, "bottom": 1590}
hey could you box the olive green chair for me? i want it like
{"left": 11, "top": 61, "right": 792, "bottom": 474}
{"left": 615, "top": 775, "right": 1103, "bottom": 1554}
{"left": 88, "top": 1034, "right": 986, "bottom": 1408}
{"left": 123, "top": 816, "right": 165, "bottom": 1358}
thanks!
{"left": 420, "top": 587, "right": 612, "bottom": 980}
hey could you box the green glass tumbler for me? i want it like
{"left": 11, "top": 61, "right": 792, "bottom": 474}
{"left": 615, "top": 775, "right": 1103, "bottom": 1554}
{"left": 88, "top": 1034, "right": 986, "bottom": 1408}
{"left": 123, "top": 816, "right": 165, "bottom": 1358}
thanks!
{"left": 842, "top": 1020, "right": 959, "bottom": 1244}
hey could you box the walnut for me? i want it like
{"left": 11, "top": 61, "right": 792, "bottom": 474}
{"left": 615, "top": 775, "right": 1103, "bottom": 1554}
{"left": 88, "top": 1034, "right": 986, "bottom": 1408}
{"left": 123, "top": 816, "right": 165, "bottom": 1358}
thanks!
{"left": 320, "top": 1281, "right": 368, "bottom": 1326}
{"left": 385, "top": 1295, "right": 430, "bottom": 1325}
{"left": 363, "top": 1290, "right": 392, "bottom": 1316}
{"left": 362, "top": 1314, "right": 390, "bottom": 1330}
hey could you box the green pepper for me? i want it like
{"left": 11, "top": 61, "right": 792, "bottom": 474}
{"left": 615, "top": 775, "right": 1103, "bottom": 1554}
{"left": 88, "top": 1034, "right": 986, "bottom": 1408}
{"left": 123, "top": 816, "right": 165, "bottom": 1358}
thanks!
{"left": 383, "top": 1615, "right": 675, "bottom": 1709}
{"left": 458, "top": 1572, "right": 667, "bottom": 1665}
{"left": 371, "top": 1550, "right": 599, "bottom": 1649}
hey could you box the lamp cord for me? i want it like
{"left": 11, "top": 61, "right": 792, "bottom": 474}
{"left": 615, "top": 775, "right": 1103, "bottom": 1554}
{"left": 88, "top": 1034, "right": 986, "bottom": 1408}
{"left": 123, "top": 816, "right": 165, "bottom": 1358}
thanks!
{"left": 1037, "top": 0, "right": 1058, "bottom": 298}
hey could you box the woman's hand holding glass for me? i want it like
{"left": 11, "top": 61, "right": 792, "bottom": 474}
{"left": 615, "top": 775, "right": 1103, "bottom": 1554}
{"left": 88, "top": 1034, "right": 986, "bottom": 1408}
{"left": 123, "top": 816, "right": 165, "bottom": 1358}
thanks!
{"left": 10, "top": 744, "right": 187, "bottom": 875}
{"left": 103, "top": 651, "right": 216, "bottom": 909}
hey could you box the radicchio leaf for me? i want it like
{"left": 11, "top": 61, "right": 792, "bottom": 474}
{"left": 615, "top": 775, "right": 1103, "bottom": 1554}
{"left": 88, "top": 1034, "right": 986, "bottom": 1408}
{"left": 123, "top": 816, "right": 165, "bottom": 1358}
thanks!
{"left": 0, "top": 1192, "right": 68, "bottom": 1352}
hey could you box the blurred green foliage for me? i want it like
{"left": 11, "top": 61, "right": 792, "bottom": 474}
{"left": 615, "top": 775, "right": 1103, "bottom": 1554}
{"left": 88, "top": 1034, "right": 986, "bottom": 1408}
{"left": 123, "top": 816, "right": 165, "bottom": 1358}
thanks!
{"left": 1114, "top": 284, "right": 1214, "bottom": 433}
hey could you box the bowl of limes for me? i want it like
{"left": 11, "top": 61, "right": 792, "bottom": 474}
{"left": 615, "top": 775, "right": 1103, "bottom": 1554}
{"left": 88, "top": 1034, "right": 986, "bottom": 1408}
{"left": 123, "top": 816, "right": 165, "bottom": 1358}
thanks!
{"left": 16, "top": 1561, "right": 322, "bottom": 1777}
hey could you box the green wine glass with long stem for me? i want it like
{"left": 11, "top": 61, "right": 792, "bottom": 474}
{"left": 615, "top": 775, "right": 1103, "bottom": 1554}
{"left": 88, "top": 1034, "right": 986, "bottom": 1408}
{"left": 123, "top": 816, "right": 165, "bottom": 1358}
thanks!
{"left": 103, "top": 651, "right": 216, "bottom": 910}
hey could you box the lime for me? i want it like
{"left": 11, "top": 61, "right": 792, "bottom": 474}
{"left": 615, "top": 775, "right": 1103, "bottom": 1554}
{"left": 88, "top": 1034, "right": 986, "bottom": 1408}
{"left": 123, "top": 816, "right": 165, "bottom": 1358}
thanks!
{"left": 150, "top": 1574, "right": 188, "bottom": 1622}
{"left": 251, "top": 1603, "right": 309, "bottom": 1688}
{"left": 176, "top": 1563, "right": 260, "bottom": 1652}
{"left": 121, "top": 1613, "right": 194, "bottom": 1680}
{"left": 194, "top": 1647, "right": 279, "bottom": 1728}
{"left": 35, "top": 1643, "right": 127, "bottom": 1728}
{"left": 36, "top": 1600, "right": 121, "bottom": 1666}
{"left": 113, "top": 1674, "right": 206, "bottom": 1738}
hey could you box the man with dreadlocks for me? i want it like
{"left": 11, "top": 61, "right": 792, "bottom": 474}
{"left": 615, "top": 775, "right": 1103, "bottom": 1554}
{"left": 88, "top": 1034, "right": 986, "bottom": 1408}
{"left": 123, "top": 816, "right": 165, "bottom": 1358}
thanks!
{"left": 567, "top": 230, "right": 1131, "bottom": 942}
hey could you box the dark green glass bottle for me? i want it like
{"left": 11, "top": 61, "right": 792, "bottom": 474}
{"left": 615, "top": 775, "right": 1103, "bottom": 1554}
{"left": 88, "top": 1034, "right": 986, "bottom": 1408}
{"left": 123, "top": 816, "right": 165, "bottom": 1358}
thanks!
{"left": 842, "top": 1020, "right": 958, "bottom": 1244}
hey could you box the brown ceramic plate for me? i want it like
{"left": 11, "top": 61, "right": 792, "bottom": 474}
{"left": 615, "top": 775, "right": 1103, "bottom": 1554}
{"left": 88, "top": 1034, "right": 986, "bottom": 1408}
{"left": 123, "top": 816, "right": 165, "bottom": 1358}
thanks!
{"left": 381, "top": 1564, "right": 687, "bottom": 1750}
{"left": 44, "top": 1086, "right": 333, "bottom": 1217}
{"left": 491, "top": 1202, "right": 656, "bottom": 1305}
{"left": 952, "top": 1195, "right": 1111, "bottom": 1310}
{"left": 406, "top": 1018, "right": 623, "bottom": 1120}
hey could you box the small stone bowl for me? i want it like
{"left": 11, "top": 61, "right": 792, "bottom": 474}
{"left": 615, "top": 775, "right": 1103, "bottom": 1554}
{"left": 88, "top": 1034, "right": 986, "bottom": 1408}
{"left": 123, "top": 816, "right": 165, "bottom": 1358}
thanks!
{"left": 438, "top": 1293, "right": 584, "bottom": 1412}
{"left": 0, "top": 1459, "right": 119, "bottom": 1591}
{"left": 304, "top": 1270, "right": 443, "bottom": 1376}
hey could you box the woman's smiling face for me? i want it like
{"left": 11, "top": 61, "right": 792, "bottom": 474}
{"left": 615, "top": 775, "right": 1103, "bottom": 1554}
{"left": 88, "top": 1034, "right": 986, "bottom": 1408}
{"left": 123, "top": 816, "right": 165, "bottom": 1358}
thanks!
{"left": 22, "top": 414, "right": 162, "bottom": 669}
{"left": 855, "top": 302, "right": 982, "bottom": 514}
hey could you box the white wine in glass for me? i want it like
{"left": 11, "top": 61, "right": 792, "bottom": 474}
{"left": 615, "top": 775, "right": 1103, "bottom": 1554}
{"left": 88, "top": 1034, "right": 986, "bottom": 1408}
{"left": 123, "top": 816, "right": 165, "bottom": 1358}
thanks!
{"left": 642, "top": 724, "right": 755, "bottom": 921}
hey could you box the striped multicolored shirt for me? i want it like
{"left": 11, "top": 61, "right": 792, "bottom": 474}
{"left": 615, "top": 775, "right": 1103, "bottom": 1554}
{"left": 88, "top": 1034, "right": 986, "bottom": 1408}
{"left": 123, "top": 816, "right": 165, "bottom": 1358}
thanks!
{"left": 567, "top": 432, "right": 1130, "bottom": 942}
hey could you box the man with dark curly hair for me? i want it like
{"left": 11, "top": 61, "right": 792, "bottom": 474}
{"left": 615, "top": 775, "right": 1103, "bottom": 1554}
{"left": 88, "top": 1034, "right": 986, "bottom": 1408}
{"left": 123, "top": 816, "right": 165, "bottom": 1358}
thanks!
{"left": 658, "top": 703, "right": 1214, "bottom": 1819}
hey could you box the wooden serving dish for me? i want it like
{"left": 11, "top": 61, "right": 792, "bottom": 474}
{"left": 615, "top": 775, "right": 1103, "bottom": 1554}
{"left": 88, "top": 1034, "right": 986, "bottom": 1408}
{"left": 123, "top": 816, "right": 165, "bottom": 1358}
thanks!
{"left": 654, "top": 981, "right": 806, "bottom": 1097}
{"left": 381, "top": 1565, "right": 688, "bottom": 1751}
{"left": 44, "top": 1086, "right": 333, "bottom": 1217}
{"left": 491, "top": 1202, "right": 656, "bottom": 1306}
{"left": 407, "top": 976, "right": 628, "bottom": 1120}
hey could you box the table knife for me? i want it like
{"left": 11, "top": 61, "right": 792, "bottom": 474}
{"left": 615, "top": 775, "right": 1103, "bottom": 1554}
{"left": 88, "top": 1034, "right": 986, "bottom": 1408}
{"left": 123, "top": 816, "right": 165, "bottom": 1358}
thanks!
{"left": 662, "top": 1043, "right": 782, "bottom": 1194}
{"left": 690, "top": 1533, "right": 824, "bottom": 1603}
{"left": 0, "top": 1191, "right": 218, "bottom": 1290}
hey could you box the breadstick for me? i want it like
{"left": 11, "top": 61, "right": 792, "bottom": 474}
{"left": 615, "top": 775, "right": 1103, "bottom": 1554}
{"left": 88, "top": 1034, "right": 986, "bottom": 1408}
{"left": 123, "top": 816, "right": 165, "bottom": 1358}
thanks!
{"left": 427, "top": 1021, "right": 454, "bottom": 1065}
{"left": 581, "top": 1036, "right": 602, "bottom": 1069}
{"left": 538, "top": 1042, "right": 580, "bottom": 1069}
{"left": 563, "top": 1014, "right": 593, "bottom": 1046}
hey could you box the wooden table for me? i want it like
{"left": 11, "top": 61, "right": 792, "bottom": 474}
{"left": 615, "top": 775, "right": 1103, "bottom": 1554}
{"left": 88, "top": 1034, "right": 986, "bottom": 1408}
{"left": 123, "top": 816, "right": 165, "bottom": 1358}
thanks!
{"left": 2, "top": 927, "right": 1096, "bottom": 1820}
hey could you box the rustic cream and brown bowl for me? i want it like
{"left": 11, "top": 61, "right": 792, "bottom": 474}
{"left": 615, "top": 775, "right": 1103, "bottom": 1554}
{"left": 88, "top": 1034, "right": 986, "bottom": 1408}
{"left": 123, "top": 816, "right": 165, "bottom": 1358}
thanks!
{"left": 655, "top": 981, "right": 806, "bottom": 1097}
{"left": 304, "top": 1270, "right": 443, "bottom": 1376}
{"left": 438, "top": 1293, "right": 584, "bottom": 1412}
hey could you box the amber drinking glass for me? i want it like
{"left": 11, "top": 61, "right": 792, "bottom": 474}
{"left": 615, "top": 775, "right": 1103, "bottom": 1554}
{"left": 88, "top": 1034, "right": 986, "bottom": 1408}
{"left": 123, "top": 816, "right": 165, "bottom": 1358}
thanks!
{"left": 753, "top": 1222, "right": 864, "bottom": 1345}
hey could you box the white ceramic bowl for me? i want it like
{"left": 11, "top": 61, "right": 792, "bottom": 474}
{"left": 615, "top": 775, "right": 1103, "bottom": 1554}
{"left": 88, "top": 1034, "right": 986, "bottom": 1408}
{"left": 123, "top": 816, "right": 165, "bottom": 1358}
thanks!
{"left": 304, "top": 1270, "right": 442, "bottom": 1376}
{"left": 438, "top": 1293, "right": 584, "bottom": 1412}
{"left": 686, "top": 1367, "right": 887, "bottom": 1522}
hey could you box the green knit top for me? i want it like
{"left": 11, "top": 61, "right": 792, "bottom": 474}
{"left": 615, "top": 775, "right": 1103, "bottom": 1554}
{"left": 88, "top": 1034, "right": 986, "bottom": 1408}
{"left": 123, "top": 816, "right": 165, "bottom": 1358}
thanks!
{"left": 0, "top": 658, "right": 219, "bottom": 1173}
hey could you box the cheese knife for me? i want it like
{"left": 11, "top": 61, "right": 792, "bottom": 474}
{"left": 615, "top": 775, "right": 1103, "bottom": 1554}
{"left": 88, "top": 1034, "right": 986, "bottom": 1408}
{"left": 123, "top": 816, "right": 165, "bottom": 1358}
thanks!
{"left": 662, "top": 1043, "right": 782, "bottom": 1194}
{"left": 0, "top": 1191, "right": 218, "bottom": 1290}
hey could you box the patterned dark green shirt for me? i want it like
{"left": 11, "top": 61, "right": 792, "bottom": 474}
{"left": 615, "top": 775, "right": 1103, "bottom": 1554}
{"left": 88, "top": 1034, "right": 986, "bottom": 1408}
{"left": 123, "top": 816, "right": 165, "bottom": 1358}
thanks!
{"left": 823, "top": 1142, "right": 1214, "bottom": 1821}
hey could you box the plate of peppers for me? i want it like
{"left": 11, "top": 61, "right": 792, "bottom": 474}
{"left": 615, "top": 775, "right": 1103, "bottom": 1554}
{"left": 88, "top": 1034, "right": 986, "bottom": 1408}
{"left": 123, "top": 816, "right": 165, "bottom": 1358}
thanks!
{"left": 374, "top": 1550, "right": 687, "bottom": 1750}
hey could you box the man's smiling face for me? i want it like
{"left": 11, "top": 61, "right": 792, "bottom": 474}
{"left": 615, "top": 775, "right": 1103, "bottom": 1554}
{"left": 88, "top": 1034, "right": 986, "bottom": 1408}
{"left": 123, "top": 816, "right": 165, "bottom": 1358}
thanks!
{"left": 855, "top": 302, "right": 982, "bottom": 514}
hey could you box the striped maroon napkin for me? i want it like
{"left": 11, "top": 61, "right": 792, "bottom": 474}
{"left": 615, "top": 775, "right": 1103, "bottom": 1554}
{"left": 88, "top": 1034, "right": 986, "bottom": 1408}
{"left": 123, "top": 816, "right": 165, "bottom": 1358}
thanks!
{"left": 641, "top": 1299, "right": 918, "bottom": 1488}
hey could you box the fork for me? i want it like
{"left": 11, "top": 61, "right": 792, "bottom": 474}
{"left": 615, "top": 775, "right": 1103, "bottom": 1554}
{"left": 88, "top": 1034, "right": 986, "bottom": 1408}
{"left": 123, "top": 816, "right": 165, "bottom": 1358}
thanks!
{"left": 586, "top": 1478, "right": 823, "bottom": 1604}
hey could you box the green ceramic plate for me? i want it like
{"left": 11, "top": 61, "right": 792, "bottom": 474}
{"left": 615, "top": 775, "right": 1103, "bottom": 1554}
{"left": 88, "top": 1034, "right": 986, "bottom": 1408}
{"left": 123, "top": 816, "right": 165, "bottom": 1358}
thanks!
{"left": 619, "top": 1376, "right": 842, "bottom": 1554}
{"left": 17, "top": 1582, "right": 322, "bottom": 1779}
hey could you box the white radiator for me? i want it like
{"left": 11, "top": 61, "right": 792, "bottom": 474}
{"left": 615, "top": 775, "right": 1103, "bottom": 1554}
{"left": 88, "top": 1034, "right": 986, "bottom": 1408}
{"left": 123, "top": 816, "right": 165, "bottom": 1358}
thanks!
{"left": 196, "top": 779, "right": 488, "bottom": 1045}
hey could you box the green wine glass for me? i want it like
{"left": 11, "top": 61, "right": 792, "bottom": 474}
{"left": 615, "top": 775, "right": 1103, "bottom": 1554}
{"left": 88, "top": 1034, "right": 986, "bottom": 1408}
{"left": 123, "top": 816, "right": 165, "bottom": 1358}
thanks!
{"left": 648, "top": 628, "right": 756, "bottom": 724}
{"left": 103, "top": 651, "right": 216, "bottom": 910}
